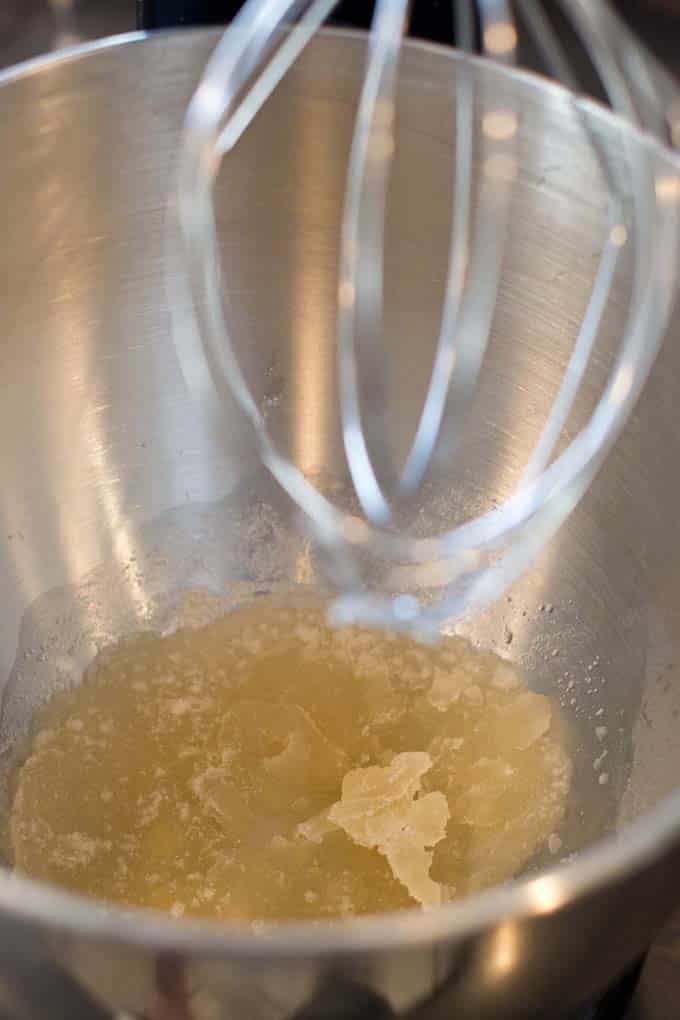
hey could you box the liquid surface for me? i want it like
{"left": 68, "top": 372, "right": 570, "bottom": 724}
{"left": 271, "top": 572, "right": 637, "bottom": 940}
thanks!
{"left": 10, "top": 599, "right": 571, "bottom": 921}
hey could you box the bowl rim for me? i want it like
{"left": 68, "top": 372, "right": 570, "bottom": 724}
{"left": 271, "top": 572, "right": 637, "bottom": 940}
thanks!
{"left": 0, "top": 25, "right": 679, "bottom": 957}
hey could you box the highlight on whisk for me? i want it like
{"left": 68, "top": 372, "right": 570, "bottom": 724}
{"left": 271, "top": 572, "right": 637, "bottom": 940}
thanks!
{"left": 174, "top": 0, "right": 680, "bottom": 637}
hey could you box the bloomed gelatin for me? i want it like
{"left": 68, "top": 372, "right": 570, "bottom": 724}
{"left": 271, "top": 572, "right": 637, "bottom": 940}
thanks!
{"left": 10, "top": 598, "right": 571, "bottom": 921}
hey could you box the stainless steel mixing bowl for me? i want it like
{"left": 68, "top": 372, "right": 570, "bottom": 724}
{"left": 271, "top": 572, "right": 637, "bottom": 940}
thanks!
{"left": 0, "top": 27, "right": 679, "bottom": 1020}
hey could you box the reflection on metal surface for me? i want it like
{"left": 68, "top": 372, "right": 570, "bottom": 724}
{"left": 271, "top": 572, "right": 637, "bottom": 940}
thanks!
{"left": 671, "top": 97, "right": 680, "bottom": 148}
{"left": 53, "top": 32, "right": 84, "bottom": 50}
{"left": 484, "top": 23, "right": 518, "bottom": 57}
{"left": 483, "top": 153, "right": 518, "bottom": 181}
{"left": 612, "top": 365, "right": 634, "bottom": 405}
{"left": 291, "top": 82, "right": 337, "bottom": 478}
{"left": 339, "top": 280, "right": 355, "bottom": 309}
{"left": 525, "top": 875, "right": 567, "bottom": 915}
{"left": 482, "top": 110, "right": 518, "bottom": 141}
{"left": 82, "top": 423, "right": 151, "bottom": 621}
{"left": 656, "top": 174, "right": 680, "bottom": 202}
{"left": 488, "top": 921, "right": 521, "bottom": 980}
{"left": 610, "top": 223, "right": 629, "bottom": 247}
{"left": 49, "top": 0, "right": 82, "bottom": 52}
{"left": 151, "top": 957, "right": 191, "bottom": 1020}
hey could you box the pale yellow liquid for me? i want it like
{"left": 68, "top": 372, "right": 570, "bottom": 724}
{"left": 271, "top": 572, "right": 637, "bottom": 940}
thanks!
{"left": 10, "top": 599, "right": 571, "bottom": 921}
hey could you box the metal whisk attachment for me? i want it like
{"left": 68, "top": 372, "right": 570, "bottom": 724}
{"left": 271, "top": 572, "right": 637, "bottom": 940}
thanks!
{"left": 176, "top": 0, "right": 680, "bottom": 637}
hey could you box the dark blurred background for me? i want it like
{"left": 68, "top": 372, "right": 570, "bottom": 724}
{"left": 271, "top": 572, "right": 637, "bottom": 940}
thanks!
{"left": 1, "top": 0, "right": 678, "bottom": 76}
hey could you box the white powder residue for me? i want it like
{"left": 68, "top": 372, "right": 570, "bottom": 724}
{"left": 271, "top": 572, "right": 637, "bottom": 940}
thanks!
{"left": 50, "top": 833, "right": 111, "bottom": 870}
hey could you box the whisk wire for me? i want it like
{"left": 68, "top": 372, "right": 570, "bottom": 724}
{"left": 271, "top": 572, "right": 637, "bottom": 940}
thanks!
{"left": 176, "top": 0, "right": 680, "bottom": 635}
{"left": 337, "top": 0, "right": 411, "bottom": 526}
{"left": 215, "top": 0, "right": 340, "bottom": 155}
